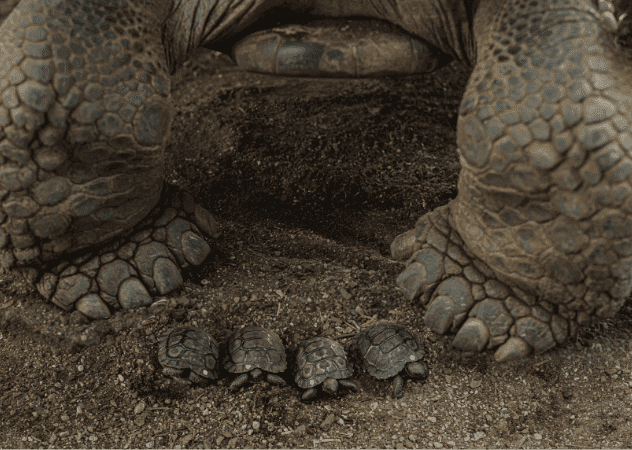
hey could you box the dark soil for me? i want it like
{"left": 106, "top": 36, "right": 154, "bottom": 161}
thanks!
{"left": 2, "top": 35, "right": 632, "bottom": 449}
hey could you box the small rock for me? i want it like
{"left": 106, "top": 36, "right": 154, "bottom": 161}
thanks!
{"left": 470, "top": 379, "right": 482, "bottom": 388}
{"left": 134, "top": 402, "right": 146, "bottom": 415}
{"left": 216, "top": 436, "right": 224, "bottom": 445}
{"left": 405, "top": 439, "right": 414, "bottom": 448}
{"left": 534, "top": 433, "right": 542, "bottom": 440}
{"left": 295, "top": 425, "right": 306, "bottom": 434}
{"left": 321, "top": 413, "right": 336, "bottom": 430}
{"left": 474, "top": 431, "right": 485, "bottom": 441}
{"left": 444, "top": 375, "right": 452, "bottom": 384}
{"left": 606, "top": 368, "right": 619, "bottom": 375}
{"left": 228, "top": 437, "right": 238, "bottom": 448}
{"left": 135, "top": 412, "right": 147, "bottom": 427}
{"left": 434, "top": 443, "right": 443, "bottom": 448}
{"left": 61, "top": 414, "right": 69, "bottom": 422}
{"left": 427, "top": 416, "right": 437, "bottom": 423}
{"left": 180, "top": 434, "right": 194, "bottom": 446}
{"left": 252, "top": 421, "right": 260, "bottom": 431}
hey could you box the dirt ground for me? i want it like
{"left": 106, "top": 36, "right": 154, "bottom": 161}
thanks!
{"left": 2, "top": 29, "right": 632, "bottom": 449}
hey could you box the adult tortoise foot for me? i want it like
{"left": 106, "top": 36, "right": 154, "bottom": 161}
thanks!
{"left": 392, "top": 0, "right": 632, "bottom": 361}
{"left": 31, "top": 184, "right": 218, "bottom": 319}
{"left": 0, "top": 0, "right": 218, "bottom": 319}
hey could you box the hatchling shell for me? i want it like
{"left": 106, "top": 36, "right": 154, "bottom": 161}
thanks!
{"left": 224, "top": 326, "right": 287, "bottom": 373}
{"left": 295, "top": 336, "right": 353, "bottom": 389}
{"left": 158, "top": 326, "right": 220, "bottom": 381}
{"left": 355, "top": 322, "right": 425, "bottom": 379}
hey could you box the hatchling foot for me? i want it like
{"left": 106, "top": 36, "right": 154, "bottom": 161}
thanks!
{"left": 27, "top": 184, "right": 219, "bottom": 320}
{"left": 391, "top": 204, "right": 600, "bottom": 362}
{"left": 162, "top": 368, "right": 207, "bottom": 386}
{"left": 229, "top": 371, "right": 286, "bottom": 391}
{"left": 392, "top": 375, "right": 405, "bottom": 399}
{"left": 266, "top": 373, "right": 287, "bottom": 387}
{"left": 229, "top": 373, "right": 251, "bottom": 391}
{"left": 301, "top": 388, "right": 319, "bottom": 402}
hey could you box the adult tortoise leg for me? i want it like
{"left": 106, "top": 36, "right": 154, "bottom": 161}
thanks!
{"left": 0, "top": 0, "right": 217, "bottom": 319}
{"left": 392, "top": 0, "right": 632, "bottom": 361}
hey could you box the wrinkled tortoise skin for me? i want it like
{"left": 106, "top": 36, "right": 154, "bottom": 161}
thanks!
{"left": 224, "top": 326, "right": 287, "bottom": 390}
{"left": 355, "top": 322, "right": 428, "bottom": 398}
{"left": 1, "top": 0, "right": 631, "bottom": 362}
{"left": 158, "top": 326, "right": 220, "bottom": 384}
{"left": 295, "top": 336, "right": 358, "bottom": 401}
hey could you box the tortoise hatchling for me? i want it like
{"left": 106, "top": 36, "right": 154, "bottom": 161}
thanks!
{"left": 224, "top": 326, "right": 287, "bottom": 390}
{"left": 158, "top": 326, "right": 220, "bottom": 384}
{"left": 354, "top": 322, "right": 428, "bottom": 398}
{"left": 295, "top": 336, "right": 358, "bottom": 401}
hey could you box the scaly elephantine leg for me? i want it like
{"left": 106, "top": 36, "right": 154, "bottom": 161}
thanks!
{"left": 392, "top": 0, "right": 632, "bottom": 360}
{"left": 0, "top": 0, "right": 216, "bottom": 319}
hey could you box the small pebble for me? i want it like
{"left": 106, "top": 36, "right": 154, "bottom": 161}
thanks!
{"left": 321, "top": 413, "right": 336, "bottom": 430}
{"left": 134, "top": 402, "right": 146, "bottom": 415}
{"left": 534, "top": 433, "right": 542, "bottom": 440}
{"left": 252, "top": 421, "right": 260, "bottom": 431}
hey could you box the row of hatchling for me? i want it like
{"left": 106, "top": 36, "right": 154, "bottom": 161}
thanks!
{"left": 158, "top": 322, "right": 428, "bottom": 400}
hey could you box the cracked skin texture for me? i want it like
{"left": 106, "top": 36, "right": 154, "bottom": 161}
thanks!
{"left": 0, "top": 0, "right": 630, "bottom": 361}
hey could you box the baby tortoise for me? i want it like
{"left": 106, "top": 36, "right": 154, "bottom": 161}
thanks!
{"left": 158, "top": 326, "right": 220, "bottom": 384}
{"left": 295, "top": 336, "right": 358, "bottom": 401}
{"left": 224, "top": 326, "right": 287, "bottom": 390}
{"left": 354, "top": 322, "right": 428, "bottom": 398}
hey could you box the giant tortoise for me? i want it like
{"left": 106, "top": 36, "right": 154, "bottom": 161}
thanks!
{"left": 0, "top": 0, "right": 630, "bottom": 361}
